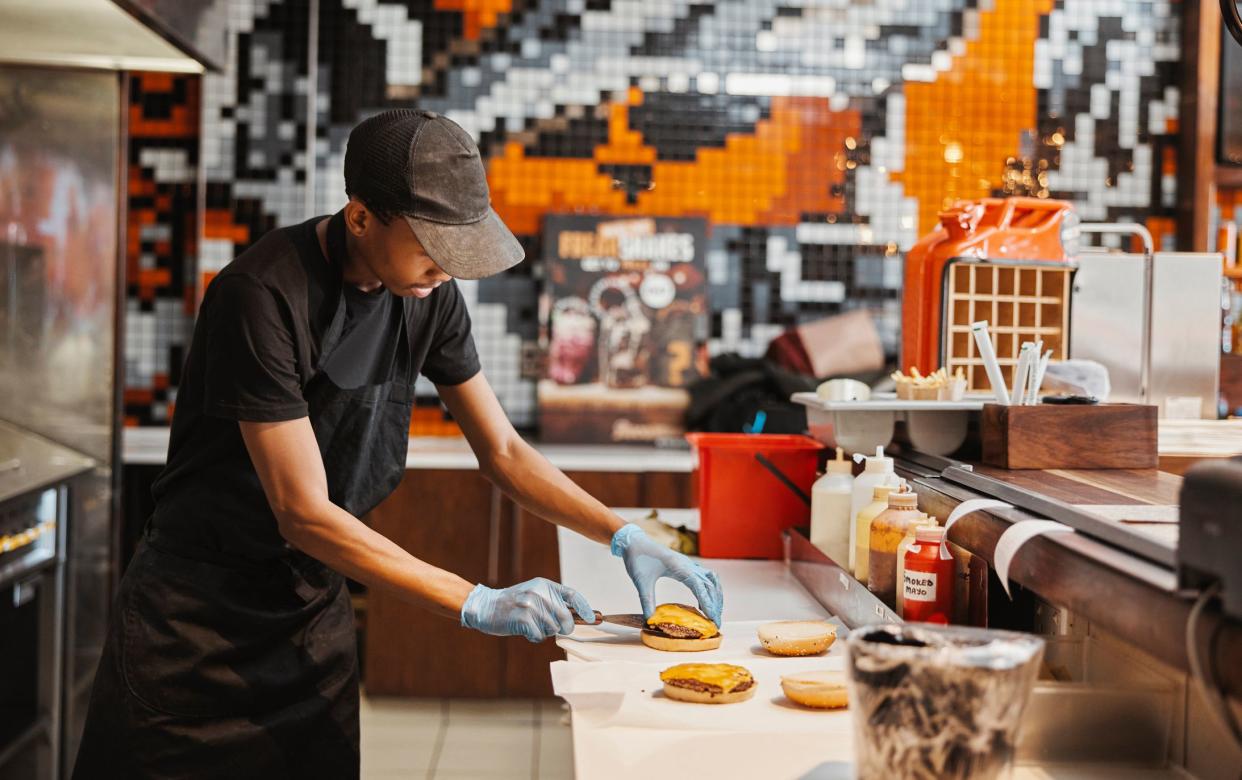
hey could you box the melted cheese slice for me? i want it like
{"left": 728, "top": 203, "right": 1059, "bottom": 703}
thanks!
{"left": 660, "top": 663, "right": 753, "bottom": 692}
{"left": 646, "top": 604, "right": 720, "bottom": 638}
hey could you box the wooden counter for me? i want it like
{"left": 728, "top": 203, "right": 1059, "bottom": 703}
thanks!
{"left": 897, "top": 457, "right": 1242, "bottom": 704}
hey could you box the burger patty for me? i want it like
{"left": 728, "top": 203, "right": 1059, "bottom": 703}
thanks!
{"left": 666, "top": 678, "right": 722, "bottom": 694}
{"left": 666, "top": 677, "right": 755, "bottom": 695}
{"left": 649, "top": 623, "right": 704, "bottom": 639}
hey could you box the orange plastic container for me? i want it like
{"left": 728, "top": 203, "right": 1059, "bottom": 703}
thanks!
{"left": 902, "top": 197, "right": 1075, "bottom": 376}
{"left": 685, "top": 433, "right": 824, "bottom": 559}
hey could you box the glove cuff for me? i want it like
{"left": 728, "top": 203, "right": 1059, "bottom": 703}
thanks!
{"left": 459, "top": 583, "right": 490, "bottom": 629}
{"left": 610, "top": 523, "right": 642, "bottom": 557}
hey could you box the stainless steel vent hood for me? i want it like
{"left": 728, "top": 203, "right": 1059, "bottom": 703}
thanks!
{"left": 0, "top": 0, "right": 216, "bottom": 73}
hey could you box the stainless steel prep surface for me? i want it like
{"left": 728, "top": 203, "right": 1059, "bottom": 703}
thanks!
{"left": 0, "top": 420, "right": 96, "bottom": 506}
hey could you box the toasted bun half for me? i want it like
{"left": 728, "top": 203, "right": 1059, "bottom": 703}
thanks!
{"left": 757, "top": 620, "right": 837, "bottom": 657}
{"left": 780, "top": 670, "right": 849, "bottom": 709}
{"left": 663, "top": 681, "right": 756, "bottom": 704}
{"left": 641, "top": 629, "right": 724, "bottom": 652}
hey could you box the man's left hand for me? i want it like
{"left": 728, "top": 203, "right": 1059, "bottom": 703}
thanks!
{"left": 611, "top": 524, "right": 724, "bottom": 625}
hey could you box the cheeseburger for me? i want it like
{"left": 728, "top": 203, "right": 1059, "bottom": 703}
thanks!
{"left": 660, "top": 663, "right": 756, "bottom": 704}
{"left": 641, "top": 603, "right": 722, "bottom": 651}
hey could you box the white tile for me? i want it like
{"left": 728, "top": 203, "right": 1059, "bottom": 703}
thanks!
{"left": 363, "top": 696, "right": 444, "bottom": 720}
{"left": 536, "top": 722, "right": 574, "bottom": 779}
{"left": 446, "top": 699, "right": 538, "bottom": 724}
{"left": 361, "top": 731, "right": 440, "bottom": 775}
{"left": 538, "top": 700, "right": 570, "bottom": 727}
{"left": 434, "top": 721, "right": 535, "bottom": 776}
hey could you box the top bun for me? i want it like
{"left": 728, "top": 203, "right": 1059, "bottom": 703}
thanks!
{"left": 757, "top": 620, "right": 837, "bottom": 656}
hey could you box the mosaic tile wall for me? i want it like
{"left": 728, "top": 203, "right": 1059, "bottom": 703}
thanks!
{"left": 128, "top": 0, "right": 1184, "bottom": 429}
{"left": 124, "top": 73, "right": 200, "bottom": 426}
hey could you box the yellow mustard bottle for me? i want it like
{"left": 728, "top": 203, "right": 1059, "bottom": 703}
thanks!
{"left": 867, "top": 485, "right": 923, "bottom": 608}
{"left": 852, "top": 479, "right": 901, "bottom": 581}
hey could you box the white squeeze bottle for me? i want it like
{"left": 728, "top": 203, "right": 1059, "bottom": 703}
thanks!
{"left": 848, "top": 446, "right": 894, "bottom": 574}
{"left": 810, "top": 447, "right": 854, "bottom": 566}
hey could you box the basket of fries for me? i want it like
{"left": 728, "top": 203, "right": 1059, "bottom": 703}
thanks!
{"left": 892, "top": 367, "right": 968, "bottom": 402}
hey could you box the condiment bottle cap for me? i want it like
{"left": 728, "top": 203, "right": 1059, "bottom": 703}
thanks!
{"left": 887, "top": 485, "right": 918, "bottom": 509}
{"left": 826, "top": 446, "right": 852, "bottom": 475}
{"left": 915, "top": 525, "right": 946, "bottom": 543}
{"left": 872, "top": 483, "right": 898, "bottom": 501}
{"left": 853, "top": 445, "right": 894, "bottom": 474}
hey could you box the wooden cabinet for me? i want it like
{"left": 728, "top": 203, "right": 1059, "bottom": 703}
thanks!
{"left": 363, "top": 468, "right": 693, "bottom": 698}
{"left": 363, "top": 469, "right": 508, "bottom": 697}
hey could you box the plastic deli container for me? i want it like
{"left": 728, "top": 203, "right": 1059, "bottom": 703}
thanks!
{"left": 846, "top": 623, "right": 1045, "bottom": 780}
{"left": 685, "top": 433, "right": 823, "bottom": 559}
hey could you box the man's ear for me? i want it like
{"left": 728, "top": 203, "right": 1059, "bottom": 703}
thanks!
{"left": 343, "top": 198, "right": 371, "bottom": 237}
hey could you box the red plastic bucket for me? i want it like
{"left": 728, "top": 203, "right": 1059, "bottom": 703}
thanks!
{"left": 685, "top": 433, "right": 824, "bottom": 559}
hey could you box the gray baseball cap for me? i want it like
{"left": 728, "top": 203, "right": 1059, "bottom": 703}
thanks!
{"left": 344, "top": 109, "right": 524, "bottom": 279}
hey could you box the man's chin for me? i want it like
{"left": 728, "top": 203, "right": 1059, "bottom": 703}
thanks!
{"left": 401, "top": 286, "right": 435, "bottom": 299}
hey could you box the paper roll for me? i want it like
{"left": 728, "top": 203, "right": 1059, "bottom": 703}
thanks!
{"left": 943, "top": 498, "right": 1015, "bottom": 536}
{"left": 993, "top": 520, "right": 1075, "bottom": 597}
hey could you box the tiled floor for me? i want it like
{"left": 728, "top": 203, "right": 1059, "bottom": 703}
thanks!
{"left": 360, "top": 695, "right": 574, "bottom": 779}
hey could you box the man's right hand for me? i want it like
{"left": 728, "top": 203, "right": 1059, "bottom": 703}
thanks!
{"left": 460, "top": 578, "right": 595, "bottom": 643}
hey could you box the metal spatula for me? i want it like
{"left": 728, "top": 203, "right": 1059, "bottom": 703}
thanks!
{"left": 573, "top": 611, "right": 646, "bottom": 629}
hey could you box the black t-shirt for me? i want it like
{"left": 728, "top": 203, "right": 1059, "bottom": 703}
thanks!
{"left": 149, "top": 214, "right": 480, "bottom": 560}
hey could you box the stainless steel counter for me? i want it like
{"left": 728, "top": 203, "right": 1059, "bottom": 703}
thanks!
{"left": 0, "top": 420, "right": 95, "bottom": 506}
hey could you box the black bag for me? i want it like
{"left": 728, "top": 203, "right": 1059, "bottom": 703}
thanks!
{"left": 686, "top": 354, "right": 817, "bottom": 434}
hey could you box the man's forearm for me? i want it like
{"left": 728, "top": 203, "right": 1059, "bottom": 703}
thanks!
{"left": 277, "top": 499, "right": 475, "bottom": 619}
{"left": 483, "top": 438, "right": 625, "bottom": 544}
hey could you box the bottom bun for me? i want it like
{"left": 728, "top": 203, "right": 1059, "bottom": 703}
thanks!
{"left": 663, "top": 682, "right": 756, "bottom": 705}
{"left": 780, "top": 671, "right": 849, "bottom": 710}
{"left": 640, "top": 630, "right": 723, "bottom": 652}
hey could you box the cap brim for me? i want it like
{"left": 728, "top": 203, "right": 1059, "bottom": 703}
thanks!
{"left": 404, "top": 209, "right": 524, "bottom": 280}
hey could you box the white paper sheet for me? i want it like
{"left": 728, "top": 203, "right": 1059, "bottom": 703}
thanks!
{"left": 559, "top": 619, "right": 848, "bottom": 664}
{"left": 550, "top": 656, "right": 853, "bottom": 734}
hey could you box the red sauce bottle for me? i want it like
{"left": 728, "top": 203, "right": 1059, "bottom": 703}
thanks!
{"left": 901, "top": 525, "right": 954, "bottom": 624}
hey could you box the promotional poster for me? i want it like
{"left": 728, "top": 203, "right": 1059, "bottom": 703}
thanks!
{"left": 539, "top": 215, "right": 708, "bottom": 443}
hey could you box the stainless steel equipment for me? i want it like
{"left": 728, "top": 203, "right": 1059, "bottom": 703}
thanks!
{"left": 1070, "top": 227, "right": 1223, "bottom": 418}
{"left": 0, "top": 423, "right": 93, "bottom": 780}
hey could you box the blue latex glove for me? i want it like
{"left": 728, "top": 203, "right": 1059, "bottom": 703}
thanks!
{"left": 460, "top": 577, "right": 595, "bottom": 643}
{"left": 611, "top": 524, "right": 724, "bottom": 625}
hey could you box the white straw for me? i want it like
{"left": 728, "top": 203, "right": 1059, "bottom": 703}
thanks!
{"left": 1028, "top": 350, "right": 1052, "bottom": 404}
{"left": 971, "top": 321, "right": 1011, "bottom": 405}
{"left": 1011, "top": 343, "right": 1033, "bottom": 405}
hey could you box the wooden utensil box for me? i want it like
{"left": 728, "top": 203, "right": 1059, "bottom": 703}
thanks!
{"left": 981, "top": 403, "right": 1157, "bottom": 470}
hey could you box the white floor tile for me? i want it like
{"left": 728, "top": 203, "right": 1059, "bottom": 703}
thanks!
{"left": 538, "top": 699, "right": 571, "bottom": 727}
{"left": 434, "top": 721, "right": 536, "bottom": 775}
{"left": 536, "top": 722, "right": 574, "bottom": 779}
{"left": 363, "top": 696, "right": 445, "bottom": 726}
{"left": 446, "top": 698, "right": 538, "bottom": 724}
{"left": 360, "top": 731, "right": 440, "bottom": 775}
{"left": 433, "top": 771, "right": 533, "bottom": 779}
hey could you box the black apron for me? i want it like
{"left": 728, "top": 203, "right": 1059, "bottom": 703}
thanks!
{"left": 73, "top": 215, "right": 416, "bottom": 779}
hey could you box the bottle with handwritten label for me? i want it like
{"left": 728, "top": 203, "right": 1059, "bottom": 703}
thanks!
{"left": 894, "top": 514, "right": 937, "bottom": 617}
{"left": 902, "top": 525, "right": 955, "bottom": 624}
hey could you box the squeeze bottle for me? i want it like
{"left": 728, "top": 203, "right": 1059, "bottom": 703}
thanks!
{"left": 848, "top": 446, "right": 894, "bottom": 573}
{"left": 810, "top": 447, "right": 854, "bottom": 566}
{"left": 853, "top": 478, "right": 901, "bottom": 581}
{"left": 867, "top": 484, "right": 924, "bottom": 608}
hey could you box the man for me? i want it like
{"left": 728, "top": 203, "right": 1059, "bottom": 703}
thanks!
{"left": 73, "top": 110, "right": 723, "bottom": 778}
